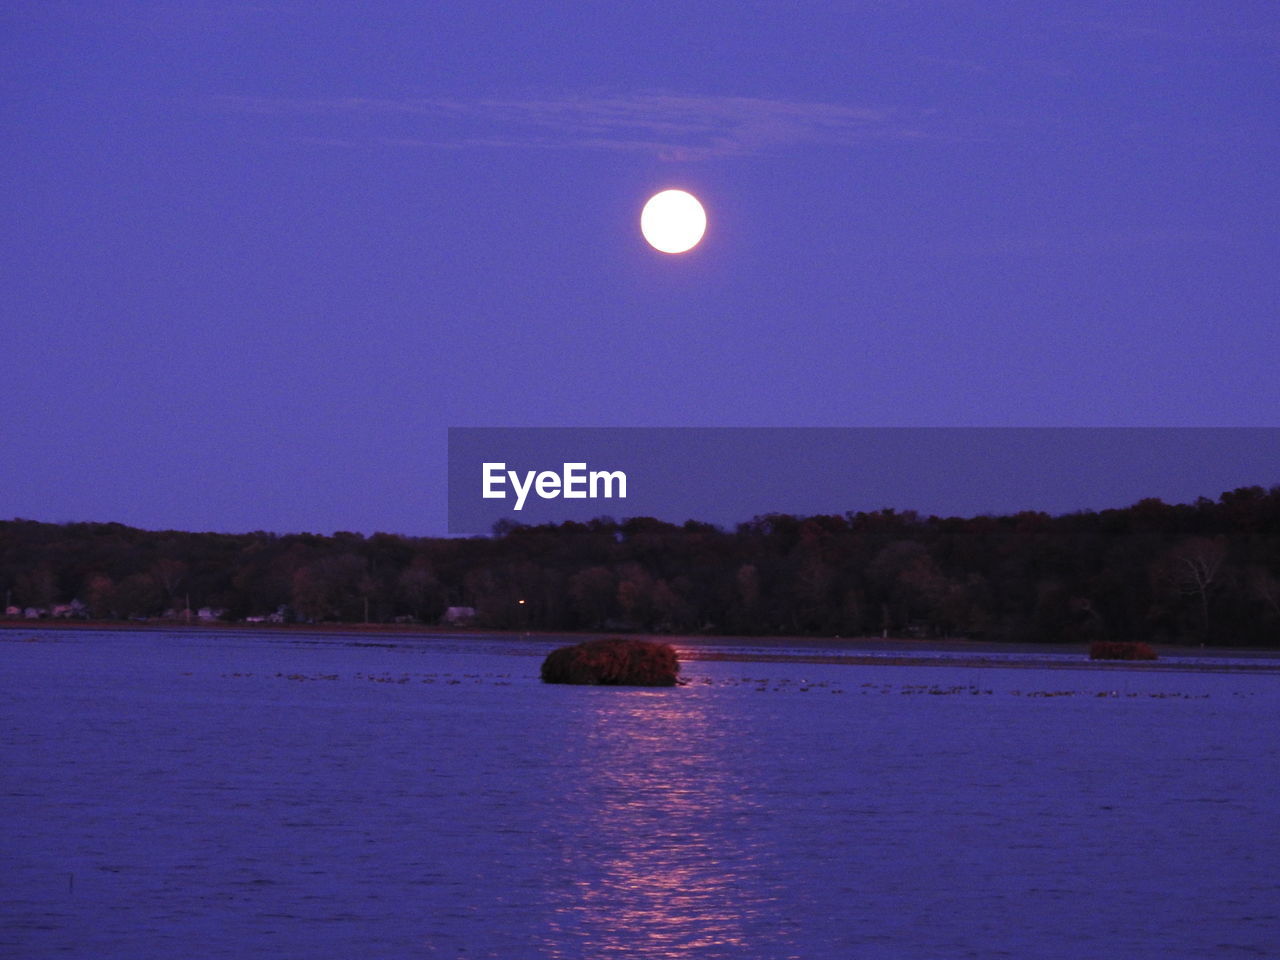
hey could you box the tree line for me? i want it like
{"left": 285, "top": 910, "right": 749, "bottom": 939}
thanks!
{"left": 2, "top": 485, "right": 1279, "bottom": 646}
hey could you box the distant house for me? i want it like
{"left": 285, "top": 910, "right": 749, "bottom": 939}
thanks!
{"left": 244, "top": 607, "right": 286, "bottom": 624}
{"left": 50, "top": 600, "right": 88, "bottom": 619}
{"left": 4, "top": 606, "right": 20, "bottom": 618}
{"left": 442, "top": 606, "right": 476, "bottom": 625}
{"left": 23, "top": 607, "right": 46, "bottom": 619}
{"left": 197, "top": 607, "right": 225, "bottom": 622}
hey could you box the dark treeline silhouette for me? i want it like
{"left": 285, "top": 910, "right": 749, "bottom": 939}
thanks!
{"left": 3, "top": 486, "right": 1279, "bottom": 646}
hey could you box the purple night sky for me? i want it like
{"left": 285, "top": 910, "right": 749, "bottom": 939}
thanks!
{"left": 4, "top": 3, "right": 1277, "bottom": 535}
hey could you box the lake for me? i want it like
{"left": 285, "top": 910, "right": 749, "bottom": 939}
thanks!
{"left": 3, "top": 628, "right": 1278, "bottom": 959}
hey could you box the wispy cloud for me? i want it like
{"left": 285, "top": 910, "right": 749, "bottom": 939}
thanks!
{"left": 214, "top": 92, "right": 935, "bottom": 159}
{"left": 1062, "top": 12, "right": 1279, "bottom": 62}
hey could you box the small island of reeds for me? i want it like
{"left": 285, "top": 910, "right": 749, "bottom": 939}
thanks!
{"left": 540, "top": 637, "right": 680, "bottom": 686}
{"left": 1089, "top": 641, "right": 1158, "bottom": 661}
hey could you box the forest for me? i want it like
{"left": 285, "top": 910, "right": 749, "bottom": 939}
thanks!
{"left": 2, "top": 486, "right": 1279, "bottom": 647}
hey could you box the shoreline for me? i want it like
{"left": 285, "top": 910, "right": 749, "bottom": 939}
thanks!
{"left": 674, "top": 649, "right": 1280, "bottom": 674}
{"left": 4, "top": 619, "right": 1279, "bottom": 672}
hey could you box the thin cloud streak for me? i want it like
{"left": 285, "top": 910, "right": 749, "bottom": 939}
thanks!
{"left": 214, "top": 92, "right": 934, "bottom": 159}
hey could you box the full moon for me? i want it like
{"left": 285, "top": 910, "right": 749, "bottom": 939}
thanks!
{"left": 640, "top": 189, "right": 707, "bottom": 254}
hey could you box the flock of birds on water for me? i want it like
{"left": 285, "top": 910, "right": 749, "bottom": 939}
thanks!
{"left": 5, "top": 634, "right": 1239, "bottom": 699}
{"left": 203, "top": 670, "right": 1230, "bottom": 699}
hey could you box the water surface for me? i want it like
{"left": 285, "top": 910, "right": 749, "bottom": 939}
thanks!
{"left": 3, "top": 629, "right": 1277, "bottom": 958}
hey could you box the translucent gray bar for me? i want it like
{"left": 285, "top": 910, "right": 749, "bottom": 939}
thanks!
{"left": 447, "top": 427, "right": 1280, "bottom": 535}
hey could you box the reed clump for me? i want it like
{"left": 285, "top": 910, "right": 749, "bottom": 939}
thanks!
{"left": 1089, "top": 640, "right": 1158, "bottom": 661}
{"left": 541, "top": 637, "right": 680, "bottom": 686}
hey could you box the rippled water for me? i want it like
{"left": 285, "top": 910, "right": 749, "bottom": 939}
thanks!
{"left": 3, "top": 629, "right": 1278, "bottom": 959}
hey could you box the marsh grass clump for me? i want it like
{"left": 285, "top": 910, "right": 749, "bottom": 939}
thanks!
{"left": 1089, "top": 640, "right": 1158, "bottom": 661}
{"left": 541, "top": 637, "right": 680, "bottom": 686}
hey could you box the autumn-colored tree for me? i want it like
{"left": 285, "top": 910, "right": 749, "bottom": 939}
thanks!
{"left": 113, "top": 573, "right": 163, "bottom": 618}
{"left": 568, "top": 566, "right": 616, "bottom": 629}
{"left": 14, "top": 566, "right": 57, "bottom": 608}
{"left": 84, "top": 573, "right": 117, "bottom": 619}
{"left": 397, "top": 565, "right": 445, "bottom": 622}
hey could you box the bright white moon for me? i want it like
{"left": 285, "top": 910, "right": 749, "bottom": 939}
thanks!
{"left": 640, "top": 189, "right": 706, "bottom": 254}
